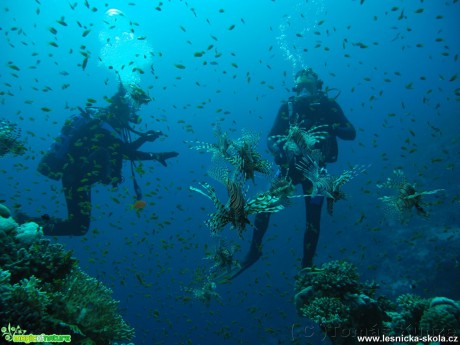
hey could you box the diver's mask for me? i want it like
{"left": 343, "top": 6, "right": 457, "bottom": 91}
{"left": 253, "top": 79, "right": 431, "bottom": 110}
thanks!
{"left": 293, "top": 68, "right": 323, "bottom": 98}
{"left": 296, "top": 85, "right": 314, "bottom": 98}
{"left": 124, "top": 84, "right": 152, "bottom": 124}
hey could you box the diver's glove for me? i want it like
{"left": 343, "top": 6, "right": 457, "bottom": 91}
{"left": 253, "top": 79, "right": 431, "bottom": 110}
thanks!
{"left": 149, "top": 151, "right": 179, "bottom": 167}
{"left": 144, "top": 130, "right": 163, "bottom": 142}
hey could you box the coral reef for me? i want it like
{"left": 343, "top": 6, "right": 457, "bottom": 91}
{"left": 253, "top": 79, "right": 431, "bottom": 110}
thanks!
{"left": 419, "top": 298, "right": 460, "bottom": 336}
{"left": 385, "top": 295, "right": 460, "bottom": 338}
{"left": 295, "top": 261, "right": 383, "bottom": 345}
{"left": 386, "top": 293, "right": 430, "bottom": 335}
{"left": 295, "top": 260, "right": 460, "bottom": 345}
{"left": 302, "top": 297, "right": 350, "bottom": 329}
{"left": 0, "top": 204, "right": 135, "bottom": 345}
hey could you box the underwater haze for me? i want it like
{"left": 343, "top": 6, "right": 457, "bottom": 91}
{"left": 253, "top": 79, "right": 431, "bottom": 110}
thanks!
{"left": 1, "top": 0, "right": 460, "bottom": 344}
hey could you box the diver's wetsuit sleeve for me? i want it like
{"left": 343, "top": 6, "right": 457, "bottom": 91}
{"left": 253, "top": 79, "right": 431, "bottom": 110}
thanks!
{"left": 120, "top": 131, "right": 167, "bottom": 161}
{"left": 123, "top": 150, "right": 155, "bottom": 161}
{"left": 328, "top": 100, "right": 356, "bottom": 140}
{"left": 118, "top": 138, "right": 154, "bottom": 160}
{"left": 121, "top": 147, "right": 178, "bottom": 167}
{"left": 126, "top": 136, "right": 148, "bottom": 151}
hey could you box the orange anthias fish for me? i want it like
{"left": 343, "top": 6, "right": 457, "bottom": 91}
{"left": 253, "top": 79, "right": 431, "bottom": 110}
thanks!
{"left": 132, "top": 200, "right": 147, "bottom": 210}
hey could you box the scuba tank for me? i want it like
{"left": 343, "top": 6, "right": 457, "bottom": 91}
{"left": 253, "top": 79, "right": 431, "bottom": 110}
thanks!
{"left": 37, "top": 111, "right": 92, "bottom": 180}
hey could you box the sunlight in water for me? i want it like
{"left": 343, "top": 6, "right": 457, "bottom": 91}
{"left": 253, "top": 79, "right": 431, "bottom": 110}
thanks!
{"left": 99, "top": 8, "right": 153, "bottom": 88}
{"left": 277, "top": 0, "right": 326, "bottom": 76}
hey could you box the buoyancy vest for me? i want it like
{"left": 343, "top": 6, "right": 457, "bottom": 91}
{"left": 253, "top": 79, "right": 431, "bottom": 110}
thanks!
{"left": 37, "top": 111, "right": 121, "bottom": 181}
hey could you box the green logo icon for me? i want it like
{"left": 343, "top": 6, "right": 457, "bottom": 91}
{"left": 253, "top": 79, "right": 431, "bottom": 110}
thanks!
{"left": 1, "top": 324, "right": 71, "bottom": 343}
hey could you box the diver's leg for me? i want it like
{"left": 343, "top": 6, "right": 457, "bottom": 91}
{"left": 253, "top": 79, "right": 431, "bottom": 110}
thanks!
{"left": 302, "top": 183, "right": 324, "bottom": 268}
{"left": 245, "top": 212, "right": 271, "bottom": 264}
{"left": 230, "top": 212, "right": 271, "bottom": 279}
{"left": 44, "top": 173, "right": 91, "bottom": 236}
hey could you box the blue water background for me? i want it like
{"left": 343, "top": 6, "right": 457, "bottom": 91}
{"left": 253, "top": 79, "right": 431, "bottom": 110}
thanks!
{"left": 1, "top": 0, "right": 459, "bottom": 344}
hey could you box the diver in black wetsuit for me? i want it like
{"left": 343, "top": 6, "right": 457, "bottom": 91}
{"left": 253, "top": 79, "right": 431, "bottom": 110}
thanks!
{"left": 35, "top": 84, "right": 178, "bottom": 236}
{"left": 231, "top": 68, "right": 356, "bottom": 279}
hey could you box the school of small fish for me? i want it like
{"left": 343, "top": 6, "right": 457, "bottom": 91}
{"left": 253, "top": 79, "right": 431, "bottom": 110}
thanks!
{"left": 1, "top": 0, "right": 458, "bottom": 343}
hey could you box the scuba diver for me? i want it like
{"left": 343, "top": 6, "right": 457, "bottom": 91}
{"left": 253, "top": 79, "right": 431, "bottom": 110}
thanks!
{"left": 230, "top": 68, "right": 356, "bottom": 279}
{"left": 32, "top": 83, "right": 178, "bottom": 236}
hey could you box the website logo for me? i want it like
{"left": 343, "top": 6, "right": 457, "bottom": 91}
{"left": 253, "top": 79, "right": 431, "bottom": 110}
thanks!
{"left": 1, "top": 324, "right": 71, "bottom": 343}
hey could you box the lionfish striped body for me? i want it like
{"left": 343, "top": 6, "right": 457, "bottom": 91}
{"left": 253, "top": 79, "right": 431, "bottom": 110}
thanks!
{"left": 190, "top": 169, "right": 250, "bottom": 237}
{"left": 225, "top": 178, "right": 250, "bottom": 237}
{"left": 191, "top": 173, "right": 298, "bottom": 237}
{"left": 297, "top": 156, "right": 369, "bottom": 215}
{"left": 189, "top": 128, "right": 271, "bottom": 182}
{"left": 377, "top": 169, "right": 443, "bottom": 222}
{"left": 206, "top": 240, "right": 236, "bottom": 277}
{"left": 270, "top": 121, "right": 329, "bottom": 157}
{"left": 0, "top": 118, "right": 24, "bottom": 157}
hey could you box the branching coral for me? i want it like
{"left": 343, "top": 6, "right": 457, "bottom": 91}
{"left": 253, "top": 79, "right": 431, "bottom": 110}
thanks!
{"left": 394, "top": 293, "right": 429, "bottom": 332}
{"left": 308, "top": 261, "right": 360, "bottom": 296}
{"left": 51, "top": 268, "right": 135, "bottom": 343}
{"left": 294, "top": 261, "right": 373, "bottom": 344}
{"left": 8, "top": 276, "right": 51, "bottom": 327}
{"left": 301, "top": 297, "right": 350, "bottom": 329}
{"left": 386, "top": 295, "right": 460, "bottom": 337}
{"left": 0, "top": 205, "right": 135, "bottom": 345}
{"left": 419, "top": 298, "right": 460, "bottom": 336}
{"left": 295, "top": 260, "right": 460, "bottom": 345}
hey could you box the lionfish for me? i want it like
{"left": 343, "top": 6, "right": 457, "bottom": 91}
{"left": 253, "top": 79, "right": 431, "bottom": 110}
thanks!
{"left": 183, "top": 269, "right": 222, "bottom": 307}
{"left": 190, "top": 169, "right": 297, "bottom": 237}
{"left": 296, "top": 156, "right": 369, "bottom": 215}
{"left": 204, "top": 240, "right": 240, "bottom": 281}
{"left": 268, "top": 119, "right": 329, "bottom": 157}
{"left": 188, "top": 128, "right": 272, "bottom": 182}
{"left": 190, "top": 168, "right": 250, "bottom": 237}
{"left": 0, "top": 119, "right": 25, "bottom": 157}
{"left": 188, "top": 127, "right": 232, "bottom": 161}
{"left": 377, "top": 169, "right": 444, "bottom": 223}
{"left": 229, "top": 129, "right": 272, "bottom": 182}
